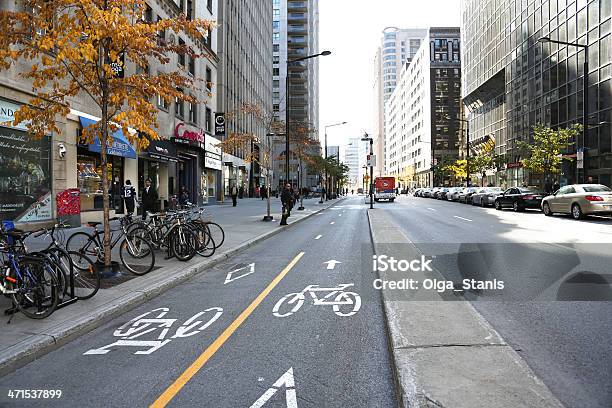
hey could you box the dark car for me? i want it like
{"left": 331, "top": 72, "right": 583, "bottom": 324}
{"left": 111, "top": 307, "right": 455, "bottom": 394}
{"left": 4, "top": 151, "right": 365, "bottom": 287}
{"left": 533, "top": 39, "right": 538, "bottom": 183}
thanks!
{"left": 494, "top": 187, "right": 545, "bottom": 212}
{"left": 458, "top": 187, "right": 478, "bottom": 204}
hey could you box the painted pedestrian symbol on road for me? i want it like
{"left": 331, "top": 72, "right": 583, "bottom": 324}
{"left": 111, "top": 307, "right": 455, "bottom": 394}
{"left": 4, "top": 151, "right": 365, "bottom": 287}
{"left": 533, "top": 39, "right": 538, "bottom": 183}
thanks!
{"left": 272, "top": 284, "right": 361, "bottom": 318}
{"left": 83, "top": 307, "right": 223, "bottom": 355}
{"left": 224, "top": 263, "right": 255, "bottom": 284}
{"left": 249, "top": 367, "right": 297, "bottom": 408}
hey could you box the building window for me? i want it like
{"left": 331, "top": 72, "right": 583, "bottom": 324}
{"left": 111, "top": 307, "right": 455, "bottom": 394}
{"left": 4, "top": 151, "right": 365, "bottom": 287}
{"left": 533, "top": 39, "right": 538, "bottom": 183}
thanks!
{"left": 188, "top": 54, "right": 195, "bottom": 76}
{"left": 206, "top": 67, "right": 212, "bottom": 91}
{"left": 144, "top": 5, "right": 153, "bottom": 22}
{"left": 175, "top": 89, "right": 184, "bottom": 118}
{"left": 273, "top": 67, "right": 279, "bottom": 76}
{"left": 178, "top": 38, "right": 185, "bottom": 66}
{"left": 206, "top": 0, "right": 212, "bottom": 13}
{"left": 187, "top": 0, "right": 194, "bottom": 20}
{"left": 205, "top": 107, "right": 212, "bottom": 132}
{"left": 273, "top": 44, "right": 279, "bottom": 52}
{"left": 157, "top": 93, "right": 169, "bottom": 110}
{"left": 157, "top": 17, "right": 165, "bottom": 44}
{"left": 189, "top": 101, "right": 197, "bottom": 124}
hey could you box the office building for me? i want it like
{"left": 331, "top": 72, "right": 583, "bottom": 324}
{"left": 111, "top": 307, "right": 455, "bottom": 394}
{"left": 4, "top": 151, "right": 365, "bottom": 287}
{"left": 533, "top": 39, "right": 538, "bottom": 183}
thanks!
{"left": 385, "top": 27, "right": 463, "bottom": 188}
{"left": 373, "top": 27, "right": 428, "bottom": 178}
{"left": 272, "top": 0, "right": 321, "bottom": 191}
{"left": 217, "top": 0, "right": 273, "bottom": 197}
{"left": 462, "top": 0, "right": 611, "bottom": 187}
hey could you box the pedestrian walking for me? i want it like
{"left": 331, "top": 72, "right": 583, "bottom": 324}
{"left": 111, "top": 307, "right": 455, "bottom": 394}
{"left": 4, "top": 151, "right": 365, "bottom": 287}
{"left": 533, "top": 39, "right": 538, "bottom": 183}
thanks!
{"left": 141, "top": 178, "right": 158, "bottom": 220}
{"left": 280, "top": 183, "right": 294, "bottom": 225}
{"left": 230, "top": 184, "right": 238, "bottom": 207}
{"left": 123, "top": 180, "right": 136, "bottom": 216}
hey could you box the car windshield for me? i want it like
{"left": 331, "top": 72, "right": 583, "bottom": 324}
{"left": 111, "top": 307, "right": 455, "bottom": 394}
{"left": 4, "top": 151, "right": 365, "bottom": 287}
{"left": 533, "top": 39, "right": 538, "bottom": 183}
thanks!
{"left": 518, "top": 188, "right": 543, "bottom": 194}
{"left": 582, "top": 185, "right": 612, "bottom": 192}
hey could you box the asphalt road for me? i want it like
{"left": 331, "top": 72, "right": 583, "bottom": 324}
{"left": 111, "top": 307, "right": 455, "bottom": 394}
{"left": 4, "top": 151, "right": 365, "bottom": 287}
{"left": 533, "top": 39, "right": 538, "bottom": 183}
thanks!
{"left": 382, "top": 194, "right": 612, "bottom": 408}
{"left": 0, "top": 197, "right": 397, "bottom": 408}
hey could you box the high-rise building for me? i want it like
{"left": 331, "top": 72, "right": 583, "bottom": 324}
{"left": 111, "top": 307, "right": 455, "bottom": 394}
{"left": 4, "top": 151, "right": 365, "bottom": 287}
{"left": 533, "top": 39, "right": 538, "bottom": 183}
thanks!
{"left": 462, "top": 0, "right": 611, "bottom": 187}
{"left": 342, "top": 137, "right": 366, "bottom": 189}
{"left": 272, "top": 0, "right": 321, "bottom": 191}
{"left": 373, "top": 28, "right": 428, "bottom": 178}
{"left": 385, "top": 28, "right": 463, "bottom": 188}
{"left": 217, "top": 0, "right": 273, "bottom": 197}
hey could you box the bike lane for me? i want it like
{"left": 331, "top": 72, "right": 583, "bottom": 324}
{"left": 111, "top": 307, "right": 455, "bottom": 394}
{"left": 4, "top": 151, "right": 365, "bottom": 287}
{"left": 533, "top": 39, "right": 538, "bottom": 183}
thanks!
{"left": 0, "top": 198, "right": 396, "bottom": 407}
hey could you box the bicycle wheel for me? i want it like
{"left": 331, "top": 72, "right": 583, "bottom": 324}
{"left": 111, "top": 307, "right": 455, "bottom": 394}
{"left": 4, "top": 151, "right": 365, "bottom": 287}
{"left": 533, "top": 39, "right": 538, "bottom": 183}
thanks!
{"left": 12, "top": 258, "right": 60, "bottom": 319}
{"left": 119, "top": 234, "right": 155, "bottom": 275}
{"left": 68, "top": 251, "right": 100, "bottom": 300}
{"left": 190, "top": 222, "right": 215, "bottom": 258}
{"left": 44, "top": 248, "right": 71, "bottom": 300}
{"left": 66, "top": 232, "right": 98, "bottom": 263}
{"left": 204, "top": 222, "right": 224, "bottom": 248}
{"left": 170, "top": 226, "right": 197, "bottom": 262}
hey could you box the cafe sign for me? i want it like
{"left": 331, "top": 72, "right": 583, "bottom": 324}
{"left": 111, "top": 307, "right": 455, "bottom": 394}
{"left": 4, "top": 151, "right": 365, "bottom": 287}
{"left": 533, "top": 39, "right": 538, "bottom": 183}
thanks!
{"left": 173, "top": 122, "right": 205, "bottom": 148}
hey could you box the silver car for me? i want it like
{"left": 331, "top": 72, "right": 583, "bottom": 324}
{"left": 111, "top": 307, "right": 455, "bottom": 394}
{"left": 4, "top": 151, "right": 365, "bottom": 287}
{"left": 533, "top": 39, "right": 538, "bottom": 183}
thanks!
{"left": 541, "top": 184, "right": 612, "bottom": 219}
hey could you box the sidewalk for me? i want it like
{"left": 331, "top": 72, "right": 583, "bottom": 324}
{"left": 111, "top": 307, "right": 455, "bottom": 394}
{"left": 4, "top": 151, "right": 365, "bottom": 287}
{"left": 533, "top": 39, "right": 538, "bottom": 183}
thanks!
{"left": 0, "top": 197, "right": 343, "bottom": 376}
{"left": 367, "top": 209, "right": 563, "bottom": 408}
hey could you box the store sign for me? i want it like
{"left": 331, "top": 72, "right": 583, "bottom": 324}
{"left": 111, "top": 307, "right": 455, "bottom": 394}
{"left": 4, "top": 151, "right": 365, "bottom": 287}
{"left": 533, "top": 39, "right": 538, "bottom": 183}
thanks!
{"left": 506, "top": 162, "right": 524, "bottom": 169}
{"left": 215, "top": 113, "right": 225, "bottom": 137}
{"left": 0, "top": 99, "right": 28, "bottom": 131}
{"left": 174, "top": 122, "right": 205, "bottom": 147}
{"left": 147, "top": 139, "right": 178, "bottom": 162}
{"left": 204, "top": 155, "right": 222, "bottom": 170}
{"left": 205, "top": 135, "right": 222, "bottom": 156}
{"left": 0, "top": 126, "right": 52, "bottom": 222}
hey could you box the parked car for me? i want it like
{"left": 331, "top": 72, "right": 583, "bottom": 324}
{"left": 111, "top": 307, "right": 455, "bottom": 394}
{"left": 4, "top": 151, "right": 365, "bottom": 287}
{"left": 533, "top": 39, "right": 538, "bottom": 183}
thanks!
{"left": 470, "top": 187, "right": 490, "bottom": 206}
{"left": 541, "top": 184, "right": 612, "bottom": 219}
{"left": 420, "top": 188, "right": 432, "bottom": 198}
{"left": 447, "top": 187, "right": 464, "bottom": 201}
{"left": 437, "top": 187, "right": 452, "bottom": 200}
{"left": 434, "top": 187, "right": 450, "bottom": 199}
{"left": 474, "top": 187, "right": 504, "bottom": 207}
{"left": 458, "top": 187, "right": 478, "bottom": 204}
{"left": 494, "top": 187, "right": 545, "bottom": 211}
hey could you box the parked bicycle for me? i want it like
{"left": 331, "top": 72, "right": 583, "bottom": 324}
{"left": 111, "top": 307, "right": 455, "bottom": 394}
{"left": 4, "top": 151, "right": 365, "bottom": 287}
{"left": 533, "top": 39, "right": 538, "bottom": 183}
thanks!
{"left": 66, "top": 215, "right": 155, "bottom": 275}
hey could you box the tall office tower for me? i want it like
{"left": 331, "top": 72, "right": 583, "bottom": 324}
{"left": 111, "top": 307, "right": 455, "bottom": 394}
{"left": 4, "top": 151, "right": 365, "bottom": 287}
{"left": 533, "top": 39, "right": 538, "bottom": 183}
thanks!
{"left": 462, "top": 0, "right": 611, "bottom": 187}
{"left": 385, "top": 28, "right": 463, "bottom": 188}
{"left": 217, "top": 0, "right": 273, "bottom": 196}
{"left": 372, "top": 27, "right": 428, "bottom": 178}
{"left": 272, "top": 0, "right": 321, "bottom": 191}
{"left": 342, "top": 137, "right": 366, "bottom": 190}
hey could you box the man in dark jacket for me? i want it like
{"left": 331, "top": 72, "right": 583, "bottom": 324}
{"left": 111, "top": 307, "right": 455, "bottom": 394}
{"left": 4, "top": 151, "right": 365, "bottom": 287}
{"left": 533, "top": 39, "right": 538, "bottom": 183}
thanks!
{"left": 123, "top": 180, "right": 136, "bottom": 216}
{"left": 280, "top": 183, "right": 294, "bottom": 225}
{"left": 141, "top": 178, "right": 158, "bottom": 220}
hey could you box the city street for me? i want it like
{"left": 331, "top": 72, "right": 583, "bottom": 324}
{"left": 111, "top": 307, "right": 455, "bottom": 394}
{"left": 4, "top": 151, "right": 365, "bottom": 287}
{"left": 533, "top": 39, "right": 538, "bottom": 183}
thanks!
{"left": 1, "top": 195, "right": 611, "bottom": 407}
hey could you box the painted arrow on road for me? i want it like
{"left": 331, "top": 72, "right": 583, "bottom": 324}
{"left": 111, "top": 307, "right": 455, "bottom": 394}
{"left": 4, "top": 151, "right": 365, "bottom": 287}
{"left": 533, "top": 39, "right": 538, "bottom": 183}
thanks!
{"left": 323, "top": 260, "right": 342, "bottom": 270}
{"left": 224, "top": 263, "right": 255, "bottom": 284}
{"left": 249, "top": 367, "right": 297, "bottom": 408}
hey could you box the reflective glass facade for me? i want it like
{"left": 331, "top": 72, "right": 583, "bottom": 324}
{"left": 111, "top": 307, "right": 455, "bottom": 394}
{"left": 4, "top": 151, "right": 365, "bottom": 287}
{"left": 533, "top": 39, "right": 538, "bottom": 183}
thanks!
{"left": 462, "top": 0, "right": 612, "bottom": 187}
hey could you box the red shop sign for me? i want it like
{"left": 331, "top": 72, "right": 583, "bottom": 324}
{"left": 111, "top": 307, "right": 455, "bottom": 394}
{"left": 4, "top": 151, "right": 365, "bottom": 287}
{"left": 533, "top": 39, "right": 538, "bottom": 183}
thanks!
{"left": 174, "top": 122, "right": 205, "bottom": 145}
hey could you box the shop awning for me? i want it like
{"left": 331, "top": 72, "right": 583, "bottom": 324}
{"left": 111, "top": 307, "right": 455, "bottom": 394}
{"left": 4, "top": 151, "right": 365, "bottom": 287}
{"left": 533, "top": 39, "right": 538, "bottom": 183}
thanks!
{"left": 79, "top": 116, "right": 137, "bottom": 159}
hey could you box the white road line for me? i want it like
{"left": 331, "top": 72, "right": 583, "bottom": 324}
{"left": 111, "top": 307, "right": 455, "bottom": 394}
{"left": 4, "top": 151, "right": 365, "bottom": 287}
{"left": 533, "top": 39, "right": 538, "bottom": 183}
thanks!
{"left": 315, "top": 235, "right": 322, "bottom": 240}
{"left": 427, "top": 208, "right": 437, "bottom": 212}
{"left": 338, "top": 214, "right": 342, "bottom": 217}
{"left": 330, "top": 222, "right": 335, "bottom": 225}
{"left": 454, "top": 216, "right": 473, "bottom": 222}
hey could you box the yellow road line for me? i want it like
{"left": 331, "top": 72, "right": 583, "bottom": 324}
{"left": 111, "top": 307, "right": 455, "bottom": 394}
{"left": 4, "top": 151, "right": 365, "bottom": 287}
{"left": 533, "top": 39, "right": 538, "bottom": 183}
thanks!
{"left": 150, "top": 251, "right": 306, "bottom": 408}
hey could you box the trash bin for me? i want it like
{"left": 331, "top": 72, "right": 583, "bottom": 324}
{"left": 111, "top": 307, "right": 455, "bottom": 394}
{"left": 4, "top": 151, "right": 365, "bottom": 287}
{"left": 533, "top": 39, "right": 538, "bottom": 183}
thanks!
{"left": 56, "top": 188, "right": 81, "bottom": 227}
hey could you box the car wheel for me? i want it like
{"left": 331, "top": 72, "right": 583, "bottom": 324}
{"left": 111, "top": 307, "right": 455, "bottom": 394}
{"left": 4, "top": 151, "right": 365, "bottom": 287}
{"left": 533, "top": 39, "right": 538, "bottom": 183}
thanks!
{"left": 495, "top": 200, "right": 502, "bottom": 210}
{"left": 513, "top": 201, "right": 523, "bottom": 212}
{"left": 481, "top": 199, "right": 486, "bottom": 207}
{"left": 571, "top": 203, "right": 585, "bottom": 220}
{"left": 542, "top": 202, "right": 553, "bottom": 216}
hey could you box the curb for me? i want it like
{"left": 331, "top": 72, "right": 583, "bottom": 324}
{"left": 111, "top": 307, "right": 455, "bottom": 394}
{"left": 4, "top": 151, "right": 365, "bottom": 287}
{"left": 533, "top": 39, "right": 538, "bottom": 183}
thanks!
{"left": 0, "top": 199, "right": 345, "bottom": 377}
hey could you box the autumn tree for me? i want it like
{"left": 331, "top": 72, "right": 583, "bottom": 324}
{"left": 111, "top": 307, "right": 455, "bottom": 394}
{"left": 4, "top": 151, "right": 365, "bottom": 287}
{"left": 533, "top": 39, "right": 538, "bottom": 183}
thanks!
{"left": 518, "top": 124, "right": 581, "bottom": 186}
{"left": 217, "top": 102, "right": 283, "bottom": 220}
{"left": 0, "top": 0, "right": 213, "bottom": 265}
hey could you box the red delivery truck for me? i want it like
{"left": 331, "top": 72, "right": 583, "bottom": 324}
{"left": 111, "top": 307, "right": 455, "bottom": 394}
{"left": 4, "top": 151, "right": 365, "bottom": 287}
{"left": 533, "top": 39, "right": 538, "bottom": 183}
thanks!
{"left": 374, "top": 177, "right": 396, "bottom": 202}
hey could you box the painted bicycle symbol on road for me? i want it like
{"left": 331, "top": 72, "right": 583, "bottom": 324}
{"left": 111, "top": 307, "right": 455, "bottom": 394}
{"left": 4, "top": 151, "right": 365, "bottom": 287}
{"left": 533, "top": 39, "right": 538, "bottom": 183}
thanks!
{"left": 83, "top": 307, "right": 223, "bottom": 355}
{"left": 272, "top": 284, "right": 361, "bottom": 318}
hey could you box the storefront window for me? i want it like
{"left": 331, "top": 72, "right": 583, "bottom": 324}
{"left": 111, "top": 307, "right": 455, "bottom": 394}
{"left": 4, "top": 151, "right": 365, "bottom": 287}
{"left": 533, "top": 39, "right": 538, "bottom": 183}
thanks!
{"left": 0, "top": 128, "right": 52, "bottom": 222}
{"left": 77, "top": 150, "right": 123, "bottom": 211}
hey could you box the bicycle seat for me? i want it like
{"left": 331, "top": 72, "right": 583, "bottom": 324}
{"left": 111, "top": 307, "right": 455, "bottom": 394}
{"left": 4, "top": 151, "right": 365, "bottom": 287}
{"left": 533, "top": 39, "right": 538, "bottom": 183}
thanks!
{"left": 87, "top": 221, "right": 102, "bottom": 228}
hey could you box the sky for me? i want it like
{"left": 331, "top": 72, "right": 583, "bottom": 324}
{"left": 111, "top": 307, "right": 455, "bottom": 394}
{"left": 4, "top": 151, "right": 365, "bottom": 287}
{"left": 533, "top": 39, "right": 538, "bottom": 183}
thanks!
{"left": 318, "top": 0, "right": 461, "bottom": 149}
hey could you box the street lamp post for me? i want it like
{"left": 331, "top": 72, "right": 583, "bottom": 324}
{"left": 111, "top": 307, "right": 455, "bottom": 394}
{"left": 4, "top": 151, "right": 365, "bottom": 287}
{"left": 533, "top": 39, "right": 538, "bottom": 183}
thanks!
{"left": 362, "top": 133, "right": 374, "bottom": 209}
{"left": 286, "top": 51, "right": 331, "bottom": 197}
{"left": 538, "top": 37, "right": 588, "bottom": 183}
{"left": 324, "top": 121, "right": 347, "bottom": 201}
